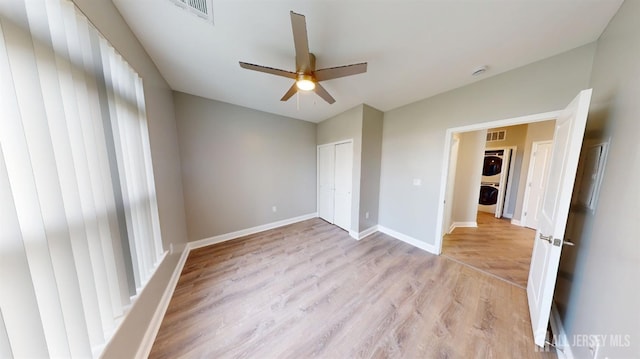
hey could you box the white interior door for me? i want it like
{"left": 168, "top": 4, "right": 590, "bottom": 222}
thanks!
{"left": 527, "top": 89, "right": 592, "bottom": 347}
{"left": 333, "top": 142, "right": 353, "bottom": 231}
{"left": 523, "top": 141, "right": 553, "bottom": 229}
{"left": 318, "top": 145, "right": 335, "bottom": 223}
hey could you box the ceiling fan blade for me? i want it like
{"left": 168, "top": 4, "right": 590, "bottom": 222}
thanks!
{"left": 290, "top": 11, "right": 311, "bottom": 72}
{"left": 314, "top": 62, "right": 367, "bottom": 82}
{"left": 314, "top": 83, "right": 335, "bottom": 104}
{"left": 239, "top": 62, "right": 297, "bottom": 79}
{"left": 280, "top": 82, "right": 298, "bottom": 101}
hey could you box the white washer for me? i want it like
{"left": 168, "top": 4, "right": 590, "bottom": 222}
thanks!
{"left": 478, "top": 182, "right": 500, "bottom": 213}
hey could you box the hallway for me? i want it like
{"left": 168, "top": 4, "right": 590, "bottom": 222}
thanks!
{"left": 442, "top": 212, "right": 536, "bottom": 288}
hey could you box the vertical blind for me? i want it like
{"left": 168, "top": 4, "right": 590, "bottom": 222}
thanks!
{"left": 0, "top": 0, "right": 165, "bottom": 357}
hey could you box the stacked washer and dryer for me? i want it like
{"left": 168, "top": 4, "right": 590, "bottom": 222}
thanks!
{"left": 478, "top": 149, "right": 511, "bottom": 217}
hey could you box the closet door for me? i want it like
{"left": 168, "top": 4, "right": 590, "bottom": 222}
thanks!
{"left": 333, "top": 142, "right": 353, "bottom": 231}
{"left": 317, "top": 145, "right": 335, "bottom": 223}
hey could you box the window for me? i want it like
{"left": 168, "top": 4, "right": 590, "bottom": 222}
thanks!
{"left": 0, "top": 0, "right": 164, "bottom": 357}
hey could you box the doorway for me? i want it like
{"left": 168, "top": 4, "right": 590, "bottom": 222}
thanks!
{"left": 435, "top": 112, "right": 559, "bottom": 287}
{"left": 435, "top": 89, "right": 593, "bottom": 348}
{"left": 479, "top": 146, "right": 517, "bottom": 218}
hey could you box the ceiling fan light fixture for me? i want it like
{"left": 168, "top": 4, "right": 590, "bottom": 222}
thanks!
{"left": 296, "top": 74, "right": 315, "bottom": 91}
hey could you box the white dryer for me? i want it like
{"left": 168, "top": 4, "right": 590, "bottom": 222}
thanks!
{"left": 478, "top": 182, "right": 500, "bottom": 213}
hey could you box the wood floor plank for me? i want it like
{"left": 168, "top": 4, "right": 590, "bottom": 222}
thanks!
{"left": 442, "top": 212, "right": 537, "bottom": 288}
{"left": 150, "top": 218, "right": 555, "bottom": 359}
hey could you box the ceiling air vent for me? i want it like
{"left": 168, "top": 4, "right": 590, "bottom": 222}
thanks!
{"left": 170, "top": 0, "right": 213, "bottom": 23}
{"left": 486, "top": 130, "right": 506, "bottom": 142}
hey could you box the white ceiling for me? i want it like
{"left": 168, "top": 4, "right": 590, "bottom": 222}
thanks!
{"left": 112, "top": 0, "right": 622, "bottom": 123}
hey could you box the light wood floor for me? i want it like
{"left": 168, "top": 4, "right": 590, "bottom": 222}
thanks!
{"left": 150, "top": 218, "right": 554, "bottom": 358}
{"left": 442, "top": 212, "right": 537, "bottom": 288}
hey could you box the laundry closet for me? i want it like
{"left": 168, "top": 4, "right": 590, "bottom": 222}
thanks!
{"left": 478, "top": 146, "right": 514, "bottom": 217}
{"left": 478, "top": 126, "right": 525, "bottom": 219}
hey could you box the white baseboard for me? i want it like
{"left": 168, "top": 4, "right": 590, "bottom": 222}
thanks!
{"left": 377, "top": 225, "right": 438, "bottom": 254}
{"left": 189, "top": 212, "right": 318, "bottom": 250}
{"left": 550, "top": 303, "right": 574, "bottom": 359}
{"left": 503, "top": 212, "right": 514, "bottom": 219}
{"left": 135, "top": 249, "right": 189, "bottom": 359}
{"left": 451, "top": 221, "right": 477, "bottom": 229}
{"left": 449, "top": 221, "right": 477, "bottom": 233}
{"left": 350, "top": 225, "right": 378, "bottom": 240}
{"left": 511, "top": 218, "right": 524, "bottom": 227}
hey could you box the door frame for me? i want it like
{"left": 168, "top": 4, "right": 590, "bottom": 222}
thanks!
{"left": 434, "top": 111, "right": 562, "bottom": 254}
{"left": 521, "top": 140, "right": 553, "bottom": 228}
{"left": 316, "top": 139, "right": 354, "bottom": 221}
{"left": 442, "top": 135, "right": 461, "bottom": 236}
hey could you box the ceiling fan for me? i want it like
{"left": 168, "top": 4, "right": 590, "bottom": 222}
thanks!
{"left": 239, "top": 11, "right": 367, "bottom": 104}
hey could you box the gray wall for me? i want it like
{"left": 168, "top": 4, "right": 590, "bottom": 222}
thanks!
{"left": 555, "top": 0, "right": 640, "bottom": 357}
{"left": 359, "top": 105, "right": 384, "bottom": 231}
{"left": 316, "top": 104, "right": 384, "bottom": 234}
{"left": 70, "top": 1, "right": 189, "bottom": 358}
{"left": 513, "top": 120, "right": 555, "bottom": 221}
{"left": 174, "top": 92, "right": 317, "bottom": 241}
{"left": 379, "top": 43, "right": 596, "bottom": 245}
{"left": 451, "top": 130, "right": 485, "bottom": 224}
{"left": 485, "top": 124, "right": 527, "bottom": 217}
{"left": 317, "top": 105, "right": 364, "bottom": 233}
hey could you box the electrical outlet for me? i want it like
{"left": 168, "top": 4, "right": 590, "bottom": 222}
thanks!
{"left": 169, "top": 243, "right": 174, "bottom": 254}
{"left": 272, "top": 206, "right": 277, "bottom": 212}
{"left": 365, "top": 211, "right": 369, "bottom": 219}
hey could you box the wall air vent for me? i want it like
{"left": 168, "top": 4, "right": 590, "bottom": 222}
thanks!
{"left": 486, "top": 130, "right": 506, "bottom": 142}
{"left": 170, "top": 0, "right": 214, "bottom": 24}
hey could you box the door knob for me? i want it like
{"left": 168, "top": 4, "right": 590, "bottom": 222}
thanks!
{"left": 539, "top": 233, "right": 553, "bottom": 244}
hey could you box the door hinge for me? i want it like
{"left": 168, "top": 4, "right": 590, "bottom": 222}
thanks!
{"left": 544, "top": 339, "right": 565, "bottom": 353}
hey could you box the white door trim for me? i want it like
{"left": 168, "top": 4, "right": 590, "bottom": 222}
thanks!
{"left": 521, "top": 140, "right": 553, "bottom": 228}
{"left": 317, "top": 139, "right": 354, "bottom": 148}
{"left": 442, "top": 136, "right": 460, "bottom": 236}
{"left": 434, "top": 110, "right": 561, "bottom": 255}
{"left": 316, "top": 139, "right": 353, "bottom": 217}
